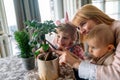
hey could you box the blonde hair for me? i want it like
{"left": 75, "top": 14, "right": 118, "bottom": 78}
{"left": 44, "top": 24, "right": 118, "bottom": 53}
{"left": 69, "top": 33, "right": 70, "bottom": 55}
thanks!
{"left": 72, "top": 4, "right": 115, "bottom": 27}
{"left": 56, "top": 23, "right": 77, "bottom": 41}
{"left": 86, "top": 24, "right": 114, "bottom": 46}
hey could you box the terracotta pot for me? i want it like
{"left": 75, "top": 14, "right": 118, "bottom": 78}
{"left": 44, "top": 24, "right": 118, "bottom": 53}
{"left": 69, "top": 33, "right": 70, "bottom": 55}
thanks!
{"left": 37, "top": 53, "right": 59, "bottom": 80}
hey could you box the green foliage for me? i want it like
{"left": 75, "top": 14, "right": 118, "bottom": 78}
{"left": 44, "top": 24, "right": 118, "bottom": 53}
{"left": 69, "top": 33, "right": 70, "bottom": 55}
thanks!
{"left": 14, "top": 30, "right": 33, "bottom": 58}
{"left": 34, "top": 44, "right": 49, "bottom": 57}
{"left": 24, "top": 20, "right": 57, "bottom": 56}
{"left": 24, "top": 20, "right": 56, "bottom": 35}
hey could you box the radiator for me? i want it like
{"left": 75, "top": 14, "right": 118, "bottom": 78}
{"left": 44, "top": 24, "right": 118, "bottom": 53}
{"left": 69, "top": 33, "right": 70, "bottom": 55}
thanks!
{"left": 0, "top": 34, "right": 12, "bottom": 58}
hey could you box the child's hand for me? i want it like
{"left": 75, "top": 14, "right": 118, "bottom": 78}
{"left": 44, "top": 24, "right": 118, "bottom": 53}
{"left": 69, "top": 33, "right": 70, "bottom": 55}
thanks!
{"left": 54, "top": 47, "right": 81, "bottom": 69}
{"left": 34, "top": 47, "right": 45, "bottom": 57}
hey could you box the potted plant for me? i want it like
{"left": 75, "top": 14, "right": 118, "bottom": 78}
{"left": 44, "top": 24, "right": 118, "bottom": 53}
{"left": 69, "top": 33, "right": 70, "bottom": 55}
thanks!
{"left": 25, "top": 20, "right": 59, "bottom": 80}
{"left": 14, "top": 30, "right": 35, "bottom": 70}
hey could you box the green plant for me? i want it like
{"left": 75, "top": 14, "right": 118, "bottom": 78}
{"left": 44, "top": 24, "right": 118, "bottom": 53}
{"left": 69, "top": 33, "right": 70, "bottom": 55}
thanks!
{"left": 24, "top": 20, "right": 57, "bottom": 58}
{"left": 14, "top": 30, "right": 33, "bottom": 58}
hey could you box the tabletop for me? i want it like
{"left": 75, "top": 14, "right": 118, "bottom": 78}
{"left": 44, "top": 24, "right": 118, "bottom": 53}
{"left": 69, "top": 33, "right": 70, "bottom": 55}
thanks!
{"left": 0, "top": 55, "right": 75, "bottom": 80}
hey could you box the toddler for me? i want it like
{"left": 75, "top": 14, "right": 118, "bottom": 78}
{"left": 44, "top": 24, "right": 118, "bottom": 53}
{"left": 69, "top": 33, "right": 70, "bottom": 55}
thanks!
{"left": 86, "top": 24, "right": 115, "bottom": 65}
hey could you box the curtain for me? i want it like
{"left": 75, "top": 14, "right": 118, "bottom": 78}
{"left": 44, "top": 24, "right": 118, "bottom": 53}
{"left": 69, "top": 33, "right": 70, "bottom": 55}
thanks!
{"left": 13, "top": 0, "right": 41, "bottom": 30}
{"left": 81, "top": 0, "right": 91, "bottom": 6}
{"left": 63, "top": 0, "right": 78, "bottom": 20}
{"left": 53, "top": 0, "right": 64, "bottom": 20}
{"left": 0, "top": 0, "right": 8, "bottom": 34}
{"left": 62, "top": 0, "right": 91, "bottom": 20}
{"left": 0, "top": 0, "right": 13, "bottom": 58}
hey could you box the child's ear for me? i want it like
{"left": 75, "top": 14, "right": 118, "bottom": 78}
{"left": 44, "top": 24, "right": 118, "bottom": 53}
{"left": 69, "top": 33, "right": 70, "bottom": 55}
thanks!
{"left": 107, "top": 44, "right": 115, "bottom": 52}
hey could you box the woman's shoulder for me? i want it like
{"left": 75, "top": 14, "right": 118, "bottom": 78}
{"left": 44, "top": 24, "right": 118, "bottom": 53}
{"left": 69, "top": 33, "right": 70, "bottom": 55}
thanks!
{"left": 112, "top": 20, "right": 120, "bottom": 46}
{"left": 112, "top": 20, "right": 120, "bottom": 27}
{"left": 111, "top": 20, "right": 120, "bottom": 31}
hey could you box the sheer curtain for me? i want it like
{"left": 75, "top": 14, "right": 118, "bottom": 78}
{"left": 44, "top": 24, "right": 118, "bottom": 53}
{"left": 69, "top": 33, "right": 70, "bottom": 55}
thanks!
{"left": 0, "top": 0, "right": 8, "bottom": 34}
{"left": 0, "top": 0, "right": 13, "bottom": 57}
{"left": 13, "top": 0, "right": 41, "bottom": 30}
{"left": 63, "top": 0, "right": 91, "bottom": 20}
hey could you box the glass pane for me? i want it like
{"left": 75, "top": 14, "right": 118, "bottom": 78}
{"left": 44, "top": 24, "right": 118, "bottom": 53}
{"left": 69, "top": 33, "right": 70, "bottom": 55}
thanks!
{"left": 105, "top": 1, "right": 119, "bottom": 14}
{"left": 108, "top": 14, "right": 119, "bottom": 19}
{"left": 92, "top": 0, "right": 120, "bottom": 19}
{"left": 3, "top": 0, "right": 17, "bottom": 34}
{"left": 92, "top": 0, "right": 104, "bottom": 2}
{"left": 92, "top": 2, "right": 104, "bottom": 11}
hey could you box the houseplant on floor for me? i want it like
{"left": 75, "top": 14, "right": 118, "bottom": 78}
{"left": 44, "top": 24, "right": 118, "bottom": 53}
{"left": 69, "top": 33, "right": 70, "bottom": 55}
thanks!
{"left": 14, "top": 30, "right": 35, "bottom": 70}
{"left": 25, "top": 20, "right": 59, "bottom": 80}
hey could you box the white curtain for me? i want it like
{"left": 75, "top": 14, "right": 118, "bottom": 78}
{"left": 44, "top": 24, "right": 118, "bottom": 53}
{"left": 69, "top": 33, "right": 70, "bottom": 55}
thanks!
{"left": 63, "top": 0, "right": 78, "bottom": 20}
{"left": 62, "top": 0, "right": 91, "bottom": 20}
{"left": 0, "top": 0, "right": 9, "bottom": 34}
{"left": 53, "top": 0, "right": 64, "bottom": 20}
{"left": 0, "top": 34, "right": 12, "bottom": 58}
{"left": 0, "top": 0, "right": 13, "bottom": 58}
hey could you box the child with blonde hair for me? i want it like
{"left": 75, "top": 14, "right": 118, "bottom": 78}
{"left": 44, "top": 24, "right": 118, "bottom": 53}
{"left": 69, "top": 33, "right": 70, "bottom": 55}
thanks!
{"left": 54, "top": 22, "right": 84, "bottom": 60}
{"left": 54, "top": 22, "right": 85, "bottom": 80}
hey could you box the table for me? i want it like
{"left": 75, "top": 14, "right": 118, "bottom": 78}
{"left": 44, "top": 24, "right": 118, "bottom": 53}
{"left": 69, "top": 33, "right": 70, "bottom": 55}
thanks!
{"left": 0, "top": 56, "right": 75, "bottom": 80}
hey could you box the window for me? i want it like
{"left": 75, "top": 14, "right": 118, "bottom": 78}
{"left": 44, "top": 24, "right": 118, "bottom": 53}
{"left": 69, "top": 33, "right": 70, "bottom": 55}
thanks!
{"left": 38, "top": 0, "right": 52, "bottom": 22}
{"left": 3, "top": 0, "right": 18, "bottom": 35}
{"left": 1, "top": 0, "right": 19, "bottom": 56}
{"left": 38, "top": 0, "right": 64, "bottom": 22}
{"left": 92, "top": 0, "right": 120, "bottom": 20}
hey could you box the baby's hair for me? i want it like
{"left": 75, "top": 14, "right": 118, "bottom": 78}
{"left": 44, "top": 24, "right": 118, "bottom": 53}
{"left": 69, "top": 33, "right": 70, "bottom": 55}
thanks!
{"left": 56, "top": 22, "right": 77, "bottom": 41}
{"left": 86, "top": 24, "right": 114, "bottom": 46}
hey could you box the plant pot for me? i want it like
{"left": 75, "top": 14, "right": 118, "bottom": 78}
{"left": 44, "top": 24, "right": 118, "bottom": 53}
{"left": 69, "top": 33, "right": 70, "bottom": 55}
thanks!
{"left": 22, "top": 56, "right": 35, "bottom": 70}
{"left": 37, "top": 53, "right": 59, "bottom": 80}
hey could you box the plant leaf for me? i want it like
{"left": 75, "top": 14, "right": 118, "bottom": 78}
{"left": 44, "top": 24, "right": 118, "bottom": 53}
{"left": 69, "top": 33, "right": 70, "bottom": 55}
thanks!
{"left": 41, "top": 44, "right": 49, "bottom": 52}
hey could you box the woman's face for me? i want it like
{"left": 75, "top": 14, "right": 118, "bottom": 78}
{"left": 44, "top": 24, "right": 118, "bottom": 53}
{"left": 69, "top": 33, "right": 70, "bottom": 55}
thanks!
{"left": 78, "top": 19, "right": 97, "bottom": 34}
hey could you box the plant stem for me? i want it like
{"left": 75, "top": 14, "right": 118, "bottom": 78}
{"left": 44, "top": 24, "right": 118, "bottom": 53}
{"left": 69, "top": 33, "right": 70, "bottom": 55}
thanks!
{"left": 45, "top": 39, "right": 57, "bottom": 50}
{"left": 45, "top": 52, "right": 52, "bottom": 61}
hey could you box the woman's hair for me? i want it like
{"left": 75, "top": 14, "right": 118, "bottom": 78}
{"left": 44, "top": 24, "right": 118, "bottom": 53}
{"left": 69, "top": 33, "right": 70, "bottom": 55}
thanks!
{"left": 56, "top": 23, "right": 77, "bottom": 41}
{"left": 72, "top": 4, "right": 115, "bottom": 27}
{"left": 86, "top": 24, "right": 114, "bottom": 46}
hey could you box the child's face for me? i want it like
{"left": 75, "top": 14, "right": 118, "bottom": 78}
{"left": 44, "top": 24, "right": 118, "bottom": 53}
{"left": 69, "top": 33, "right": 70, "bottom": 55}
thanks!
{"left": 56, "top": 32, "right": 73, "bottom": 48}
{"left": 87, "top": 38, "right": 109, "bottom": 58}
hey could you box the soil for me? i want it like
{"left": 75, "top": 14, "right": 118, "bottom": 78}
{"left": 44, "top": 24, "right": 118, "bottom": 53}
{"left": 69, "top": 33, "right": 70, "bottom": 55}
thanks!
{"left": 38, "top": 52, "right": 58, "bottom": 61}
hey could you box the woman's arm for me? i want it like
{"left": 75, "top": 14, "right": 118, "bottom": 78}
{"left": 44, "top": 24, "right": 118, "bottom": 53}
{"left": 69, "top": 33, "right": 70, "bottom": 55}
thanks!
{"left": 96, "top": 42, "right": 120, "bottom": 80}
{"left": 96, "top": 21, "right": 120, "bottom": 80}
{"left": 55, "top": 43, "right": 120, "bottom": 80}
{"left": 55, "top": 49, "right": 81, "bottom": 68}
{"left": 55, "top": 48, "right": 96, "bottom": 80}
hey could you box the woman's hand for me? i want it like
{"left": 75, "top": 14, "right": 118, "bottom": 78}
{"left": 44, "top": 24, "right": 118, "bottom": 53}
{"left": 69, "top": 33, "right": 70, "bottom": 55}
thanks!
{"left": 55, "top": 48, "right": 81, "bottom": 69}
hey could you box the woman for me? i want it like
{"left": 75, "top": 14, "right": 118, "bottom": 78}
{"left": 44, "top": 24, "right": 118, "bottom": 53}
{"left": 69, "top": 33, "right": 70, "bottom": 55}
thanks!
{"left": 55, "top": 4, "right": 120, "bottom": 80}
